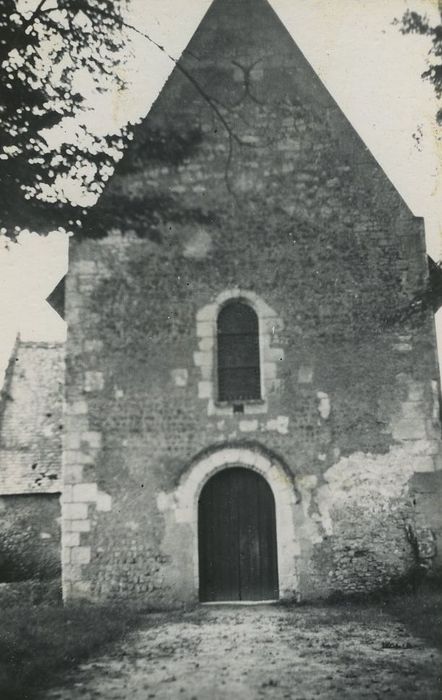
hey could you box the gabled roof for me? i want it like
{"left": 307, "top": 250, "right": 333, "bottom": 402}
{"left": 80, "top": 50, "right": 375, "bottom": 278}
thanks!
{"left": 83, "top": 0, "right": 418, "bottom": 243}
{"left": 0, "top": 338, "right": 64, "bottom": 495}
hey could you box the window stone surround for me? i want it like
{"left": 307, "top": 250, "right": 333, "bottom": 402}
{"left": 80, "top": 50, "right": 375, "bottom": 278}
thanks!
{"left": 194, "top": 289, "right": 284, "bottom": 415}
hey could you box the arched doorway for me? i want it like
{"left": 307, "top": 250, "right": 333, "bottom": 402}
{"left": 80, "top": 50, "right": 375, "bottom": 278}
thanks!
{"left": 198, "top": 467, "right": 279, "bottom": 602}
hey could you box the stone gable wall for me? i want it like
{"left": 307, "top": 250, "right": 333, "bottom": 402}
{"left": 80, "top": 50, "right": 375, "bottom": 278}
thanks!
{"left": 62, "top": 0, "right": 442, "bottom": 603}
{"left": 0, "top": 341, "right": 64, "bottom": 495}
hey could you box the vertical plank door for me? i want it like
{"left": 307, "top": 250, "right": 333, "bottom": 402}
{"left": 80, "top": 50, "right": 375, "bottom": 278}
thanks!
{"left": 198, "top": 467, "right": 279, "bottom": 601}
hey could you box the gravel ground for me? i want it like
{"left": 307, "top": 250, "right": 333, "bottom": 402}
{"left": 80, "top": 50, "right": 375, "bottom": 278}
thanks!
{"left": 46, "top": 603, "right": 442, "bottom": 699}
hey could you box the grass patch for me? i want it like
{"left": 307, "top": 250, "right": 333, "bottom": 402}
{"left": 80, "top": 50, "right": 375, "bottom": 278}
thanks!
{"left": 0, "top": 601, "right": 145, "bottom": 700}
{"left": 385, "top": 582, "right": 442, "bottom": 649}
{"left": 278, "top": 583, "right": 442, "bottom": 649}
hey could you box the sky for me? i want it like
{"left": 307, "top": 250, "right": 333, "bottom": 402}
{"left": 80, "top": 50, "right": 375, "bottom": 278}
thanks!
{"left": 0, "top": 0, "right": 441, "bottom": 382}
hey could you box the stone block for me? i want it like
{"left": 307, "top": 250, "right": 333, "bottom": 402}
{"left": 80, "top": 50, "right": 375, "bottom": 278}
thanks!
{"left": 263, "top": 362, "right": 277, "bottom": 379}
{"left": 63, "top": 564, "right": 83, "bottom": 582}
{"left": 193, "top": 351, "right": 211, "bottom": 367}
{"left": 410, "top": 439, "right": 440, "bottom": 456}
{"left": 412, "top": 457, "right": 435, "bottom": 473}
{"left": 297, "top": 474, "right": 318, "bottom": 490}
{"left": 205, "top": 451, "right": 229, "bottom": 470}
{"left": 253, "top": 453, "right": 272, "bottom": 472}
{"left": 198, "top": 381, "right": 212, "bottom": 399}
{"left": 63, "top": 465, "right": 85, "bottom": 485}
{"left": 317, "top": 393, "right": 331, "bottom": 420}
{"left": 72, "top": 580, "right": 92, "bottom": 595}
{"left": 68, "top": 308, "right": 80, "bottom": 323}
{"left": 198, "top": 336, "right": 214, "bottom": 351}
{"left": 401, "top": 401, "right": 426, "bottom": 418}
{"left": 239, "top": 419, "right": 258, "bottom": 432}
{"left": 63, "top": 450, "right": 86, "bottom": 466}
{"left": 65, "top": 400, "right": 88, "bottom": 415}
{"left": 298, "top": 366, "right": 313, "bottom": 384}
{"left": 68, "top": 519, "right": 91, "bottom": 533}
{"left": 392, "top": 418, "right": 426, "bottom": 440}
{"left": 244, "top": 400, "right": 267, "bottom": 414}
{"left": 63, "top": 452, "right": 94, "bottom": 468}
{"left": 64, "top": 532, "right": 80, "bottom": 547}
{"left": 82, "top": 431, "right": 102, "bottom": 449}
{"left": 266, "top": 416, "right": 289, "bottom": 434}
{"left": 175, "top": 506, "right": 193, "bottom": 524}
{"left": 96, "top": 492, "right": 112, "bottom": 512}
{"left": 227, "top": 448, "right": 247, "bottom": 465}
{"left": 84, "top": 339, "right": 104, "bottom": 352}
{"left": 62, "top": 548, "right": 71, "bottom": 564}
{"left": 78, "top": 275, "right": 96, "bottom": 292}
{"left": 84, "top": 371, "right": 104, "bottom": 392}
{"left": 262, "top": 316, "right": 284, "bottom": 334}
{"left": 63, "top": 414, "right": 88, "bottom": 432}
{"left": 75, "top": 261, "right": 97, "bottom": 274}
{"left": 200, "top": 365, "right": 212, "bottom": 380}
{"left": 72, "top": 482, "right": 98, "bottom": 502}
{"left": 264, "top": 347, "right": 284, "bottom": 362}
{"left": 266, "top": 378, "right": 282, "bottom": 394}
{"left": 64, "top": 433, "right": 81, "bottom": 450}
{"left": 433, "top": 454, "right": 442, "bottom": 471}
{"left": 394, "top": 343, "right": 412, "bottom": 353}
{"left": 196, "top": 321, "right": 213, "bottom": 338}
{"left": 71, "top": 546, "right": 91, "bottom": 565}
{"left": 171, "top": 369, "right": 188, "bottom": 387}
{"left": 63, "top": 485, "right": 74, "bottom": 503}
{"left": 63, "top": 503, "right": 88, "bottom": 520}
{"left": 408, "top": 383, "right": 426, "bottom": 401}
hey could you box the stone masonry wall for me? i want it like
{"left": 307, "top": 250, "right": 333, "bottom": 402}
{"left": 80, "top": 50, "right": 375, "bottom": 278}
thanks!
{"left": 62, "top": 0, "right": 442, "bottom": 603}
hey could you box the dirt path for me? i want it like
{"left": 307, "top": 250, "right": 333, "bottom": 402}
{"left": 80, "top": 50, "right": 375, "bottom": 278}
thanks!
{"left": 47, "top": 604, "right": 441, "bottom": 699}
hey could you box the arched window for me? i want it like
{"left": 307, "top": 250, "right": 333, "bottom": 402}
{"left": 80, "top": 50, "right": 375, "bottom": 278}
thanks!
{"left": 217, "top": 301, "right": 261, "bottom": 402}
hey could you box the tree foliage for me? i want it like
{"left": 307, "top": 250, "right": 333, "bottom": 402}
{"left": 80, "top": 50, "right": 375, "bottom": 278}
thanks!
{"left": 400, "top": 8, "right": 442, "bottom": 125}
{"left": 0, "top": 0, "right": 127, "bottom": 238}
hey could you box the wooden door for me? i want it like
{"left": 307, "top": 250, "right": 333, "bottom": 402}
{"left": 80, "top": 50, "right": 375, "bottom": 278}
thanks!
{"left": 198, "top": 467, "right": 279, "bottom": 602}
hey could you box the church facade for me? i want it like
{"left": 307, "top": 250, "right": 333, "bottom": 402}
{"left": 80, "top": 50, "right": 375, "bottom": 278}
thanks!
{"left": 61, "top": 0, "right": 442, "bottom": 604}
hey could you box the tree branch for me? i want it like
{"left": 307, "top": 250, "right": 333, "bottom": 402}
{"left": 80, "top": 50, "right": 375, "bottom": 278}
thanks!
{"left": 23, "top": 0, "right": 50, "bottom": 30}
{"left": 83, "top": 6, "right": 246, "bottom": 146}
